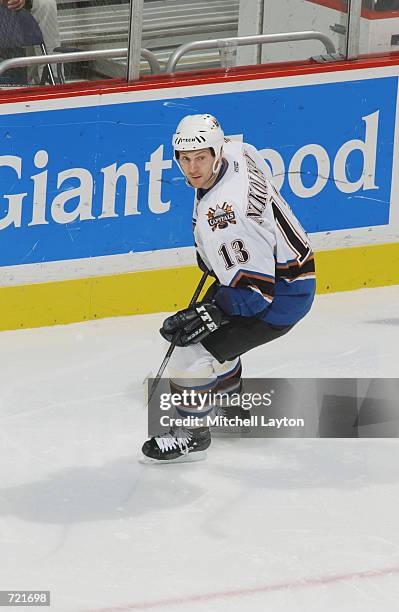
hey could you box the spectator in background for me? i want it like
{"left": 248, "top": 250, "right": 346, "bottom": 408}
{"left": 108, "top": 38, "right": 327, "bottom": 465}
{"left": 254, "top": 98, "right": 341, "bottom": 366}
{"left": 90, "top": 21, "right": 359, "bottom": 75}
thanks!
{"left": 2, "top": 0, "right": 23, "bottom": 9}
{"left": 2, "top": 0, "right": 61, "bottom": 82}
{"left": 30, "top": 0, "right": 61, "bottom": 81}
{"left": 30, "top": 0, "right": 60, "bottom": 59}
{"left": 1, "top": 0, "right": 24, "bottom": 10}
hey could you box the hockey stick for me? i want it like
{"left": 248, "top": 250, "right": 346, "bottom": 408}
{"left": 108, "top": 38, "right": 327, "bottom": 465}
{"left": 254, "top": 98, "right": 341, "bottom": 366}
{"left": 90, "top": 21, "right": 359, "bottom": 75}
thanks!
{"left": 144, "top": 270, "right": 210, "bottom": 408}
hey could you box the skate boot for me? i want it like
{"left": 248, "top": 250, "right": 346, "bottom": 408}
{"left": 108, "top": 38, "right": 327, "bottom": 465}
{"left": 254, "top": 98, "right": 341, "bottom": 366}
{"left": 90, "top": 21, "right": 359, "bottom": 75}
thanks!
{"left": 141, "top": 427, "right": 211, "bottom": 464}
{"left": 212, "top": 405, "right": 252, "bottom": 437}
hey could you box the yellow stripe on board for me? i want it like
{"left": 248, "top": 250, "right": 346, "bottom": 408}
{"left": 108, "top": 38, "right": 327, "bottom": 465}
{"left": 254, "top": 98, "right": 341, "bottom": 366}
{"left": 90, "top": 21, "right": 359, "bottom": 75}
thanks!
{"left": 315, "top": 242, "right": 399, "bottom": 294}
{"left": 0, "top": 266, "right": 212, "bottom": 332}
{"left": 0, "top": 242, "right": 398, "bottom": 332}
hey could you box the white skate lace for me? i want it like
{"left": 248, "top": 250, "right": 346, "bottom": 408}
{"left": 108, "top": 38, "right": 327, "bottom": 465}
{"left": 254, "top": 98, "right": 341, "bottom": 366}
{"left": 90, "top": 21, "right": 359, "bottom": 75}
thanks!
{"left": 155, "top": 428, "right": 192, "bottom": 454}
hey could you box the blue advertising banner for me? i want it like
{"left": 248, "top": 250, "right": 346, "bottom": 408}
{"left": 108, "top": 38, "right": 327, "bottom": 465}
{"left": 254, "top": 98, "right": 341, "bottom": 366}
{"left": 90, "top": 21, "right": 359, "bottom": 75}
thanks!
{"left": 0, "top": 75, "right": 397, "bottom": 268}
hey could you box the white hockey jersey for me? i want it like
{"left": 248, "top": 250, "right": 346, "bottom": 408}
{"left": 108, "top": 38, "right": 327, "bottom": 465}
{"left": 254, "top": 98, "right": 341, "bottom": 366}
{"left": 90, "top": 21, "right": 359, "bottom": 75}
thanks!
{"left": 193, "top": 140, "right": 316, "bottom": 327}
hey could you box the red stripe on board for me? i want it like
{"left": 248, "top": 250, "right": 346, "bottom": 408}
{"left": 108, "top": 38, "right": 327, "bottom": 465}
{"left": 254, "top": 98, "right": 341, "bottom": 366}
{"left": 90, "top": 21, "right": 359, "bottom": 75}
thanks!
{"left": 89, "top": 565, "right": 399, "bottom": 612}
{"left": 1, "top": 52, "right": 399, "bottom": 105}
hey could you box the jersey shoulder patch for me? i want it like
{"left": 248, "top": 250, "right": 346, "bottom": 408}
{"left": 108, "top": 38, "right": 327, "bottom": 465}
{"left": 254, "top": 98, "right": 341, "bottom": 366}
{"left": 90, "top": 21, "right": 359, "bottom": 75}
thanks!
{"left": 207, "top": 202, "right": 237, "bottom": 232}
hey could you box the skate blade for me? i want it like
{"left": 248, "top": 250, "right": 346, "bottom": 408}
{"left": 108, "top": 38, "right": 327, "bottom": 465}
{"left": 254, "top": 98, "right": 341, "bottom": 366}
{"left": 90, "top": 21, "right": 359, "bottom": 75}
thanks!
{"left": 139, "top": 450, "right": 207, "bottom": 465}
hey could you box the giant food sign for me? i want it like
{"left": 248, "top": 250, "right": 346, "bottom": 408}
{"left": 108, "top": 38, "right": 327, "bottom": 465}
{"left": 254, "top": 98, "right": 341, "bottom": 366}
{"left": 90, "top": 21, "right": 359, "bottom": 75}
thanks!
{"left": 0, "top": 75, "right": 397, "bottom": 267}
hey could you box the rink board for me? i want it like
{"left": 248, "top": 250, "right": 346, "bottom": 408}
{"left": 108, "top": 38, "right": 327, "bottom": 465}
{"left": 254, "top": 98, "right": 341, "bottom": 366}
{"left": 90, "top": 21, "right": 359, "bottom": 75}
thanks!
{"left": 1, "top": 56, "right": 399, "bottom": 329}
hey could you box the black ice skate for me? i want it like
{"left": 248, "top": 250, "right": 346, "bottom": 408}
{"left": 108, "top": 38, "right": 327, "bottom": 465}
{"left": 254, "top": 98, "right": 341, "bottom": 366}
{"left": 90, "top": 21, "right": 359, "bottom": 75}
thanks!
{"left": 141, "top": 427, "right": 211, "bottom": 464}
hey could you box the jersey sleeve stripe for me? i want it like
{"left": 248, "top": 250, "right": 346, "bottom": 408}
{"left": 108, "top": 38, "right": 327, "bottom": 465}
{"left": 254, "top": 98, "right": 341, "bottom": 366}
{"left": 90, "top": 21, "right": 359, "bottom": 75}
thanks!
{"left": 281, "top": 272, "right": 316, "bottom": 283}
{"left": 230, "top": 269, "right": 275, "bottom": 284}
{"left": 258, "top": 291, "right": 274, "bottom": 302}
{"left": 276, "top": 256, "right": 315, "bottom": 281}
{"left": 276, "top": 254, "right": 315, "bottom": 268}
{"left": 230, "top": 269, "right": 275, "bottom": 299}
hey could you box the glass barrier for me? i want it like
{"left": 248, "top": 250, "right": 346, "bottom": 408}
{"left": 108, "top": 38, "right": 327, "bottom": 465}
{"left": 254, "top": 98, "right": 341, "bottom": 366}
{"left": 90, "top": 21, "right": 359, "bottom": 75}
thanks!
{"left": 56, "top": 0, "right": 131, "bottom": 82}
{"left": 159, "top": 0, "right": 398, "bottom": 73}
{"left": 2, "top": 0, "right": 398, "bottom": 90}
{"left": 357, "top": 0, "right": 399, "bottom": 56}
{"left": 144, "top": 0, "right": 348, "bottom": 73}
{"left": 0, "top": 0, "right": 241, "bottom": 89}
{"left": 142, "top": 0, "right": 240, "bottom": 73}
{"left": 236, "top": 0, "right": 399, "bottom": 67}
{"left": 236, "top": 0, "right": 348, "bottom": 66}
{"left": 0, "top": 0, "right": 135, "bottom": 88}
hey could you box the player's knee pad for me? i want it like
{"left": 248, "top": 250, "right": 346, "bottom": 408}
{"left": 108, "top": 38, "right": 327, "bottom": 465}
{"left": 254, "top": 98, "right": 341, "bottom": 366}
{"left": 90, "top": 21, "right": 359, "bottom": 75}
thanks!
{"left": 168, "top": 347, "right": 240, "bottom": 392}
{"left": 167, "top": 343, "right": 218, "bottom": 388}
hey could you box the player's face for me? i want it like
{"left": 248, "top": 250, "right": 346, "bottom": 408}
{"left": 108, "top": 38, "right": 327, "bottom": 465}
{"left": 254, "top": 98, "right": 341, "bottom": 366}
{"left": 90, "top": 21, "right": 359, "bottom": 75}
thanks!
{"left": 178, "top": 149, "right": 216, "bottom": 189}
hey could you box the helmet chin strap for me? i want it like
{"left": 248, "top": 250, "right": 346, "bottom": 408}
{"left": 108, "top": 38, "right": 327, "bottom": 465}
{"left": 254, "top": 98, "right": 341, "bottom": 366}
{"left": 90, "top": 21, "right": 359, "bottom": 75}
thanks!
{"left": 204, "top": 154, "right": 222, "bottom": 187}
{"left": 212, "top": 155, "right": 222, "bottom": 175}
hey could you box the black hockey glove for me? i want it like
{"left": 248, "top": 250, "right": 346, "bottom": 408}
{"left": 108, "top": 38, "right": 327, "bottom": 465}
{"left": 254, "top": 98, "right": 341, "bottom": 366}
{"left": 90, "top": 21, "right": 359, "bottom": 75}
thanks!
{"left": 160, "top": 302, "right": 223, "bottom": 347}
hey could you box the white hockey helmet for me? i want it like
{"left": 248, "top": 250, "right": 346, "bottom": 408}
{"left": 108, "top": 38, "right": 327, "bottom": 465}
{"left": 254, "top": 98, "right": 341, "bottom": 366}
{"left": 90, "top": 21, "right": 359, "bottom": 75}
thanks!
{"left": 172, "top": 114, "right": 225, "bottom": 173}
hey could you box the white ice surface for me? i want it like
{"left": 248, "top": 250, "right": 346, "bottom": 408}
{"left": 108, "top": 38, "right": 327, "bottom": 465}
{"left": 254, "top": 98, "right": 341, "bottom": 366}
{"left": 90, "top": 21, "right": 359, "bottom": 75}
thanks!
{"left": 0, "top": 285, "right": 399, "bottom": 612}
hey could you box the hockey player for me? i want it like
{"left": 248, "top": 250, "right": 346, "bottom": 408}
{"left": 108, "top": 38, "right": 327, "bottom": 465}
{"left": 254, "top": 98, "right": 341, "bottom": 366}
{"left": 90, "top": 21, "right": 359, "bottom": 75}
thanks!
{"left": 141, "top": 114, "right": 316, "bottom": 463}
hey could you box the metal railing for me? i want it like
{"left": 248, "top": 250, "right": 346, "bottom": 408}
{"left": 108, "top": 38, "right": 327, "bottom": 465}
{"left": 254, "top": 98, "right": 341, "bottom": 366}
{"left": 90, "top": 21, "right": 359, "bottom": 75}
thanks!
{"left": 166, "top": 31, "right": 337, "bottom": 73}
{"left": 0, "top": 30, "right": 337, "bottom": 82}
{"left": 0, "top": 47, "right": 161, "bottom": 78}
